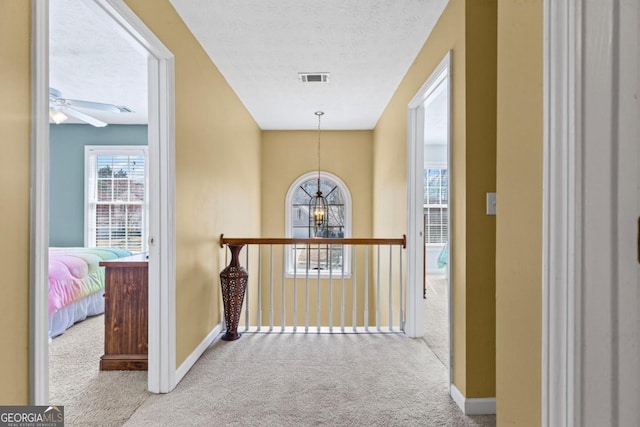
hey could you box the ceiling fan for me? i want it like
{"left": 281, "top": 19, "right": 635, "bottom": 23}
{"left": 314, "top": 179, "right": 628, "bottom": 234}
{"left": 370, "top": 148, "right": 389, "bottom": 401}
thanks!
{"left": 49, "top": 87, "right": 133, "bottom": 127}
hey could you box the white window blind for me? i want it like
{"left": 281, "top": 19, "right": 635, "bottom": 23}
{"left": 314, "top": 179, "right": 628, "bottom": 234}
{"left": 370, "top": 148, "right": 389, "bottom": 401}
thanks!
{"left": 85, "top": 146, "right": 148, "bottom": 253}
{"left": 423, "top": 167, "right": 448, "bottom": 244}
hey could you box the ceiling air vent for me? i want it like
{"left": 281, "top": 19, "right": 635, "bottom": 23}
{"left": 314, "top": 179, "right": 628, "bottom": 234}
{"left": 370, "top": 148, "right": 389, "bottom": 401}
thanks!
{"left": 298, "top": 72, "right": 330, "bottom": 83}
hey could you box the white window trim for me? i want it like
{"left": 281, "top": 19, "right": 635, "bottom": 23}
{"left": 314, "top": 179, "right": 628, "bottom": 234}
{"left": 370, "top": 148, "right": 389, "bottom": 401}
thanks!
{"left": 285, "top": 171, "right": 352, "bottom": 277}
{"left": 84, "top": 145, "right": 149, "bottom": 252}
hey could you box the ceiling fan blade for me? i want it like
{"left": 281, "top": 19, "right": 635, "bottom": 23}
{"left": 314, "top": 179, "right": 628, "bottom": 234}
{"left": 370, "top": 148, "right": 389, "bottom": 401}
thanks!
{"left": 63, "top": 107, "right": 108, "bottom": 127}
{"left": 64, "top": 98, "right": 131, "bottom": 113}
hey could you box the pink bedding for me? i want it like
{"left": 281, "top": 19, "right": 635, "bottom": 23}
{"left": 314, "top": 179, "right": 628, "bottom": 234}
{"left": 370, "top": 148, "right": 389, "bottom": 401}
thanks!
{"left": 48, "top": 247, "right": 131, "bottom": 317}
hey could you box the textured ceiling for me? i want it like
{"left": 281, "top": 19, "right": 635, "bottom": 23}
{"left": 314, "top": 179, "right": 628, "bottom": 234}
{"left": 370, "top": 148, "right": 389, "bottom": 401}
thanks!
{"left": 49, "top": 0, "right": 448, "bottom": 130}
{"left": 49, "top": 0, "right": 148, "bottom": 126}
{"left": 168, "top": 0, "right": 448, "bottom": 130}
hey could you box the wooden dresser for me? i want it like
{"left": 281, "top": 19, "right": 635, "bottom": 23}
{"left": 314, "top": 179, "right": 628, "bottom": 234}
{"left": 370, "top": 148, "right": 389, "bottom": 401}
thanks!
{"left": 99, "top": 253, "right": 148, "bottom": 371}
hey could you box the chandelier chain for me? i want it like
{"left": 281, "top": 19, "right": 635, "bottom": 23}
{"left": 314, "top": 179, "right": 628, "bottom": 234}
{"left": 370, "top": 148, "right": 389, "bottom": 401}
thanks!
{"left": 316, "top": 111, "right": 324, "bottom": 189}
{"left": 311, "top": 111, "right": 327, "bottom": 237}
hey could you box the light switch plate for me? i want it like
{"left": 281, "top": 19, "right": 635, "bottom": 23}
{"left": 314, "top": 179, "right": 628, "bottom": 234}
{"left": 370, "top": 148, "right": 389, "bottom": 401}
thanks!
{"left": 486, "top": 192, "right": 497, "bottom": 215}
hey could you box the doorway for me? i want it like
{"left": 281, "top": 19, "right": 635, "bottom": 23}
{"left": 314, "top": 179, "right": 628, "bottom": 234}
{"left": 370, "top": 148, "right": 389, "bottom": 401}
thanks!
{"left": 30, "top": 0, "right": 176, "bottom": 403}
{"left": 421, "top": 71, "right": 450, "bottom": 370}
{"left": 407, "top": 51, "right": 452, "bottom": 387}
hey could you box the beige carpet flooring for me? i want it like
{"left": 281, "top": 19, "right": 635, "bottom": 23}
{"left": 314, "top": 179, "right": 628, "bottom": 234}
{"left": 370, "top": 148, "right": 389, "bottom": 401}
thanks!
{"left": 423, "top": 275, "right": 449, "bottom": 367}
{"left": 49, "top": 315, "right": 150, "bottom": 426}
{"left": 50, "top": 310, "right": 494, "bottom": 426}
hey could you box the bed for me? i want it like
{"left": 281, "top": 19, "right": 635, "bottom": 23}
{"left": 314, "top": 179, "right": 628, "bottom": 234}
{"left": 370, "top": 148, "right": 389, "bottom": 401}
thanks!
{"left": 48, "top": 247, "right": 132, "bottom": 339}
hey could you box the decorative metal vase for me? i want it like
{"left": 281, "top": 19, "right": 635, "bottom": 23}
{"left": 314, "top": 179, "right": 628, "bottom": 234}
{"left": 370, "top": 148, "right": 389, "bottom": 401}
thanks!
{"left": 219, "top": 244, "right": 248, "bottom": 341}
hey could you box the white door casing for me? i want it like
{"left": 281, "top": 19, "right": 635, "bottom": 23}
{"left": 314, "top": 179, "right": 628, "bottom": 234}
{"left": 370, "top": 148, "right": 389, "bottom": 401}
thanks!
{"left": 406, "top": 51, "right": 452, "bottom": 378}
{"left": 30, "top": 0, "right": 176, "bottom": 402}
{"left": 615, "top": 1, "right": 640, "bottom": 424}
{"left": 543, "top": 0, "right": 640, "bottom": 425}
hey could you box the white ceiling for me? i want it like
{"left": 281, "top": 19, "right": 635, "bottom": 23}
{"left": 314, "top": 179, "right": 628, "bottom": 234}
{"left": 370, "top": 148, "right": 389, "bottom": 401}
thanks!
{"left": 49, "top": 0, "right": 148, "bottom": 126}
{"left": 50, "top": 0, "right": 448, "bottom": 130}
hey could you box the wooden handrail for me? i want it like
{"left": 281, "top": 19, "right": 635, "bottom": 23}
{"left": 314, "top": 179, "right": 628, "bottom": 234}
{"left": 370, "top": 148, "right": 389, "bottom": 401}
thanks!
{"left": 219, "top": 234, "right": 406, "bottom": 249}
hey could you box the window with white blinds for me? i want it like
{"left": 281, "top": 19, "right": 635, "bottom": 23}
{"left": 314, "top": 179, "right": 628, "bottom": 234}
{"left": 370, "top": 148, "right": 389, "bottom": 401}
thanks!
{"left": 423, "top": 167, "right": 448, "bottom": 244}
{"left": 85, "top": 146, "right": 148, "bottom": 253}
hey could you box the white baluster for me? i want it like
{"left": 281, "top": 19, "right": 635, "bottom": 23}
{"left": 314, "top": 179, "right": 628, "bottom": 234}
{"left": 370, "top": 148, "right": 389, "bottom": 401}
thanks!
{"left": 281, "top": 244, "right": 286, "bottom": 332}
{"left": 269, "top": 245, "right": 273, "bottom": 332}
{"left": 305, "top": 244, "right": 310, "bottom": 332}
{"left": 352, "top": 245, "right": 357, "bottom": 332}
{"left": 365, "top": 245, "right": 369, "bottom": 332}
{"left": 340, "top": 244, "right": 345, "bottom": 332}
{"left": 257, "top": 245, "right": 262, "bottom": 332}
{"left": 388, "top": 245, "right": 393, "bottom": 331}
{"left": 244, "top": 246, "right": 249, "bottom": 331}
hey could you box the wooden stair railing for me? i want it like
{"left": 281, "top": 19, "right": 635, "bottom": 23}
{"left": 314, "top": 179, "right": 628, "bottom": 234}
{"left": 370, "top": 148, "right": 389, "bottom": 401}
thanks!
{"left": 218, "top": 234, "right": 406, "bottom": 339}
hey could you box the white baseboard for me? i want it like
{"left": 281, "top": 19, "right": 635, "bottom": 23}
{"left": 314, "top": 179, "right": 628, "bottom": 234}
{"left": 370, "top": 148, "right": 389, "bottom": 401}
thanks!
{"left": 450, "top": 384, "right": 496, "bottom": 415}
{"left": 175, "top": 322, "right": 223, "bottom": 384}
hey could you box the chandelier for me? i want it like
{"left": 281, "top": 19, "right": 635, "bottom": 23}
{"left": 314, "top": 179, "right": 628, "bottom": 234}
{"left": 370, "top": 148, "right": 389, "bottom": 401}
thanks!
{"left": 309, "top": 111, "right": 328, "bottom": 237}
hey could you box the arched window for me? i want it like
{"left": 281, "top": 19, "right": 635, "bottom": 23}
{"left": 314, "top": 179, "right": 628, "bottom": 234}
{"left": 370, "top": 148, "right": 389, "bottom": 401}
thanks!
{"left": 285, "top": 171, "right": 352, "bottom": 276}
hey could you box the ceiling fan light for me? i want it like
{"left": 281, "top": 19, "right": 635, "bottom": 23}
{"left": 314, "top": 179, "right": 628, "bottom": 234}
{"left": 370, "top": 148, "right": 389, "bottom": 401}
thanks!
{"left": 49, "top": 108, "right": 68, "bottom": 124}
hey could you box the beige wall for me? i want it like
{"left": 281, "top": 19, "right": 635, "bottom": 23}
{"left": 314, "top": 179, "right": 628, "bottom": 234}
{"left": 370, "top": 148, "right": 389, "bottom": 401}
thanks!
{"left": 261, "top": 130, "right": 373, "bottom": 237}
{"left": 373, "top": 0, "right": 497, "bottom": 397}
{"left": 0, "top": 0, "right": 31, "bottom": 404}
{"left": 496, "top": 0, "right": 543, "bottom": 424}
{"left": 260, "top": 131, "right": 375, "bottom": 325}
{"left": 124, "top": 0, "right": 262, "bottom": 366}
{"left": 464, "top": 0, "right": 497, "bottom": 397}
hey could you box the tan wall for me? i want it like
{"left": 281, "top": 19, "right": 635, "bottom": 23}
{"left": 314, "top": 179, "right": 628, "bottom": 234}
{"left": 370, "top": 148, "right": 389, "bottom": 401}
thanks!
{"left": 261, "top": 130, "right": 373, "bottom": 237}
{"left": 496, "top": 0, "right": 543, "bottom": 424}
{"left": 124, "top": 0, "right": 262, "bottom": 366}
{"left": 373, "top": 0, "right": 497, "bottom": 397}
{"left": 464, "top": 0, "right": 497, "bottom": 397}
{"left": 259, "top": 131, "right": 375, "bottom": 325}
{"left": 0, "top": 0, "right": 31, "bottom": 404}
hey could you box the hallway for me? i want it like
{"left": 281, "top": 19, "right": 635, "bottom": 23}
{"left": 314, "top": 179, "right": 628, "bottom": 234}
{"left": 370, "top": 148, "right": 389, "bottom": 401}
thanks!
{"left": 50, "top": 310, "right": 495, "bottom": 426}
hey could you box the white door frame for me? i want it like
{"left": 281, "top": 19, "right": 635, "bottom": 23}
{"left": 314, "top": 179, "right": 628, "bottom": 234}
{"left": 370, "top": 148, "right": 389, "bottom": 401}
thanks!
{"left": 406, "top": 52, "right": 452, "bottom": 350}
{"left": 30, "top": 0, "right": 176, "bottom": 403}
{"left": 544, "top": 0, "right": 640, "bottom": 425}
{"left": 542, "top": 0, "right": 579, "bottom": 422}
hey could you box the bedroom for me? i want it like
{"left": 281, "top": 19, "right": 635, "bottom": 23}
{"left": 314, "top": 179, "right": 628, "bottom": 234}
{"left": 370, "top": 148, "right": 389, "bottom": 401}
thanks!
{"left": 47, "top": 0, "right": 151, "bottom": 390}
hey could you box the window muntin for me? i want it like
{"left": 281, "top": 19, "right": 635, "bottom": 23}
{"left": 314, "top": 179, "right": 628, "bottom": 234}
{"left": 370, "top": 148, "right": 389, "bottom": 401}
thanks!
{"left": 85, "top": 146, "right": 148, "bottom": 253}
{"left": 286, "top": 172, "right": 351, "bottom": 276}
{"left": 291, "top": 177, "right": 345, "bottom": 238}
{"left": 423, "top": 167, "right": 448, "bottom": 245}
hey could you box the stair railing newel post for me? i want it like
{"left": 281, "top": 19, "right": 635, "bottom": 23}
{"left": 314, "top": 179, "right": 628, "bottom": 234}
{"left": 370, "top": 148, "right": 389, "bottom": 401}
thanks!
{"left": 219, "top": 243, "right": 248, "bottom": 341}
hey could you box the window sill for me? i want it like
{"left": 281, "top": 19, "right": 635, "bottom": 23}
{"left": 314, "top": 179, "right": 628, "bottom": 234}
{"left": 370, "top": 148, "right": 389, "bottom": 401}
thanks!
{"left": 285, "top": 272, "right": 353, "bottom": 280}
